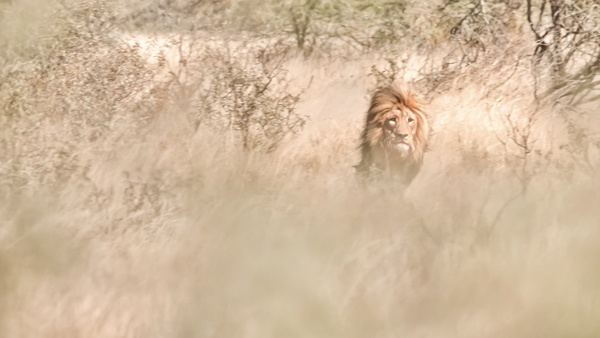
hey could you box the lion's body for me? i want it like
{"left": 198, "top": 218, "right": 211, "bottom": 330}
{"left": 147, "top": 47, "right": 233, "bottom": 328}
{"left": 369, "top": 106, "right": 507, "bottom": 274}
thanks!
{"left": 356, "top": 86, "right": 430, "bottom": 187}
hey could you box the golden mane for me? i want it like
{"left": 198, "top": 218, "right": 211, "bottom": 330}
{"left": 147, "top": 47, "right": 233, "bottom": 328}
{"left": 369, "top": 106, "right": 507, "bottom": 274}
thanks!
{"left": 356, "top": 85, "right": 430, "bottom": 186}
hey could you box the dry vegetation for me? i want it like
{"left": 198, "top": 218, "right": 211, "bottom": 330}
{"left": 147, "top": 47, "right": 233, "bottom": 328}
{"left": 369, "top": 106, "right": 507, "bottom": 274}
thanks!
{"left": 1, "top": 0, "right": 600, "bottom": 337}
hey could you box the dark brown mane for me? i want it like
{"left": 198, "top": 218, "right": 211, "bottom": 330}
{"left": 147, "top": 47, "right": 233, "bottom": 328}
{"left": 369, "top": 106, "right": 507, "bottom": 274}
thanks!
{"left": 368, "top": 86, "right": 425, "bottom": 118}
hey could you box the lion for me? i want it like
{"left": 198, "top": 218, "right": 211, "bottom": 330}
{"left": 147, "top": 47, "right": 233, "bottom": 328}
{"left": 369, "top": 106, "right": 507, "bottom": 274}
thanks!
{"left": 355, "top": 85, "right": 430, "bottom": 188}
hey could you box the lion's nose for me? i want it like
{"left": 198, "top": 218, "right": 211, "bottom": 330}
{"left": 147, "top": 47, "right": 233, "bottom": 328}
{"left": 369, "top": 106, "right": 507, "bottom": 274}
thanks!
{"left": 395, "top": 133, "right": 408, "bottom": 139}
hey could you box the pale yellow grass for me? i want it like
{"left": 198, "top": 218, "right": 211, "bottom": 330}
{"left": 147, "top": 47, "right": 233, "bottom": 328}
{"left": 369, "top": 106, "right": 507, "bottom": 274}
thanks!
{"left": 1, "top": 11, "right": 600, "bottom": 338}
{"left": 2, "top": 89, "right": 600, "bottom": 338}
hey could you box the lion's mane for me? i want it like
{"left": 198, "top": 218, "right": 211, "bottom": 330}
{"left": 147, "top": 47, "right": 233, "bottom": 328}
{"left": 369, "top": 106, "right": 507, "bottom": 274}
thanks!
{"left": 356, "top": 86, "right": 430, "bottom": 185}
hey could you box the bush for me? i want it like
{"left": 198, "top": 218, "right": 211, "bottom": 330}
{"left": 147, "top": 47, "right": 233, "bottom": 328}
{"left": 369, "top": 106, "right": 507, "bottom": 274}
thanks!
{"left": 179, "top": 40, "right": 307, "bottom": 151}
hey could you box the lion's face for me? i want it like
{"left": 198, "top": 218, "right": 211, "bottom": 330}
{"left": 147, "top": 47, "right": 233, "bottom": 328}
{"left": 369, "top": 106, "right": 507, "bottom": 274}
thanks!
{"left": 379, "top": 106, "right": 419, "bottom": 156}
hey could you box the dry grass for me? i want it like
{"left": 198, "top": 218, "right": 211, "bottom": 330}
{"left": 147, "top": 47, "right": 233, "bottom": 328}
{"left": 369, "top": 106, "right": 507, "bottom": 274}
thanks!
{"left": 1, "top": 0, "right": 600, "bottom": 337}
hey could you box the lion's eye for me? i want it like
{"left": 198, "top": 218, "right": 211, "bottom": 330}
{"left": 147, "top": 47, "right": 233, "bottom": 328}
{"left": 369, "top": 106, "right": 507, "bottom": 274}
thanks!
{"left": 388, "top": 118, "right": 397, "bottom": 126}
{"left": 408, "top": 117, "right": 414, "bottom": 124}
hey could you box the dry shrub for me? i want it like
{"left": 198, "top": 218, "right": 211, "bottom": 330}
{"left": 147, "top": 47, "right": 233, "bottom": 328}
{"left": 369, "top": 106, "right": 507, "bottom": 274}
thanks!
{"left": 186, "top": 41, "right": 307, "bottom": 151}
{"left": 0, "top": 0, "right": 164, "bottom": 191}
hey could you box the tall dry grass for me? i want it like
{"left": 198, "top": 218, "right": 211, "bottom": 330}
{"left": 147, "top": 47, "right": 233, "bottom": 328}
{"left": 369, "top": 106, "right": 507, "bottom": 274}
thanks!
{"left": 1, "top": 0, "right": 600, "bottom": 337}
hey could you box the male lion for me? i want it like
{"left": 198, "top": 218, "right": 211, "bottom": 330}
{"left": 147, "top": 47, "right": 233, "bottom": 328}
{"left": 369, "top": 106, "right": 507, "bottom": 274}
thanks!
{"left": 355, "top": 85, "right": 430, "bottom": 188}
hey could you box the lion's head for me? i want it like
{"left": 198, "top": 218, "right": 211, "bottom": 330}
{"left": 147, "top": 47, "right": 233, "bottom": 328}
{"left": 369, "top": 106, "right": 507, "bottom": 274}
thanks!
{"left": 356, "top": 85, "right": 430, "bottom": 185}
